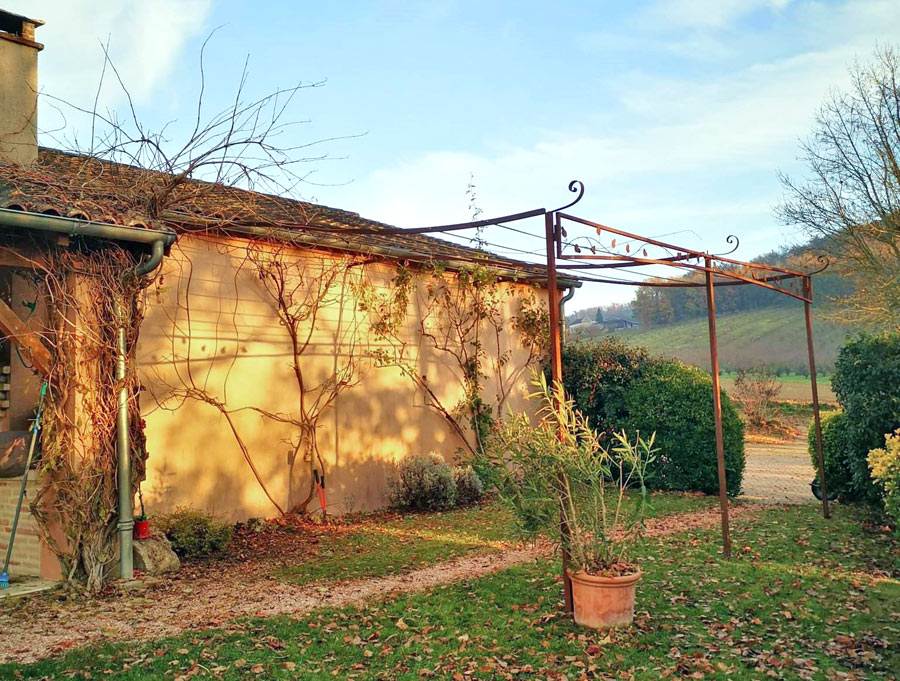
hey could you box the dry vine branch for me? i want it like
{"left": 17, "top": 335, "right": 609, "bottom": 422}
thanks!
{"left": 362, "top": 262, "right": 548, "bottom": 457}
{"left": 146, "top": 235, "right": 380, "bottom": 514}
{"left": 12, "top": 246, "right": 149, "bottom": 592}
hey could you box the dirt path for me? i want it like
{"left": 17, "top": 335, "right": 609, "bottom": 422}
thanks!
{"left": 0, "top": 504, "right": 760, "bottom": 665}
{"left": 741, "top": 440, "right": 818, "bottom": 505}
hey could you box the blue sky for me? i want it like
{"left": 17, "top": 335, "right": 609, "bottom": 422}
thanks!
{"left": 10, "top": 0, "right": 900, "bottom": 308}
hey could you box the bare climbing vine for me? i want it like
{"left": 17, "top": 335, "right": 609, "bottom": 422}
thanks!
{"left": 0, "top": 38, "right": 551, "bottom": 592}
{"left": 362, "top": 262, "right": 548, "bottom": 456}
{"left": 147, "top": 238, "right": 379, "bottom": 514}
{"left": 2, "top": 246, "right": 149, "bottom": 592}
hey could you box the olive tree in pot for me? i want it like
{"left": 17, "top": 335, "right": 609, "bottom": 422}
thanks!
{"left": 483, "top": 374, "right": 655, "bottom": 629}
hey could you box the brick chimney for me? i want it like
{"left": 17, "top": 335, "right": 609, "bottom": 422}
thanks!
{"left": 0, "top": 9, "right": 43, "bottom": 165}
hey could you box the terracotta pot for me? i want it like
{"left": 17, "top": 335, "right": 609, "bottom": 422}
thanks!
{"left": 569, "top": 568, "right": 641, "bottom": 629}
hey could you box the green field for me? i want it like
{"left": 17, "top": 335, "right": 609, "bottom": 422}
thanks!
{"left": 610, "top": 307, "right": 853, "bottom": 379}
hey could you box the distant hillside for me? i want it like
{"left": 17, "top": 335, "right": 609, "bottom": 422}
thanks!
{"left": 605, "top": 306, "right": 856, "bottom": 375}
{"left": 629, "top": 240, "right": 853, "bottom": 329}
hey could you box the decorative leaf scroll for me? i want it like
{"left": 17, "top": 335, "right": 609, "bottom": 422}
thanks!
{"left": 554, "top": 213, "right": 815, "bottom": 303}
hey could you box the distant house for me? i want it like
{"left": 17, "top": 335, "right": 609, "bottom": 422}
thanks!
{"left": 602, "top": 318, "right": 638, "bottom": 330}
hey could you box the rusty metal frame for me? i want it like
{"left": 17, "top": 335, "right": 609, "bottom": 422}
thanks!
{"left": 396, "top": 180, "right": 830, "bottom": 615}
{"left": 542, "top": 183, "right": 830, "bottom": 584}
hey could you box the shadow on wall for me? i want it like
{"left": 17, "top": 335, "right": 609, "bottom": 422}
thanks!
{"left": 135, "top": 235, "right": 534, "bottom": 521}
{"left": 140, "top": 377, "right": 461, "bottom": 522}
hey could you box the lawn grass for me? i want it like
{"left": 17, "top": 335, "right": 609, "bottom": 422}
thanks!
{"left": 720, "top": 374, "right": 837, "bottom": 405}
{"left": 6, "top": 504, "right": 896, "bottom": 680}
{"left": 276, "top": 492, "right": 716, "bottom": 586}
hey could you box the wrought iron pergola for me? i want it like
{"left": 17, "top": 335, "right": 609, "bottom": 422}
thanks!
{"left": 390, "top": 181, "right": 829, "bottom": 614}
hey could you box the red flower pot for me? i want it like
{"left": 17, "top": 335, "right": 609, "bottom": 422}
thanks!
{"left": 133, "top": 518, "right": 151, "bottom": 540}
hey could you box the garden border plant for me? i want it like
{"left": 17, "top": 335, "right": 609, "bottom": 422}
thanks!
{"left": 557, "top": 338, "right": 745, "bottom": 497}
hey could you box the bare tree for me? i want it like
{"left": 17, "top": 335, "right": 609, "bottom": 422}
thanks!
{"left": 779, "top": 46, "right": 900, "bottom": 328}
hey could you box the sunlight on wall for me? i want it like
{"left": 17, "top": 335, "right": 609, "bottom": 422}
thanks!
{"left": 137, "top": 235, "right": 543, "bottom": 520}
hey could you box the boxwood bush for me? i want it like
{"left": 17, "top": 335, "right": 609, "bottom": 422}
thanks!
{"left": 157, "top": 507, "right": 233, "bottom": 560}
{"left": 559, "top": 337, "right": 649, "bottom": 432}
{"left": 620, "top": 359, "right": 744, "bottom": 496}
{"left": 807, "top": 411, "right": 854, "bottom": 499}
{"left": 831, "top": 333, "right": 900, "bottom": 503}
{"left": 558, "top": 340, "right": 745, "bottom": 497}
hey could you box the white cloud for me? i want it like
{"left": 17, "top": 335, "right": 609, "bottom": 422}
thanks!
{"left": 4, "top": 1, "right": 211, "bottom": 128}
{"left": 638, "top": 0, "right": 793, "bottom": 31}
{"left": 343, "top": 46, "right": 854, "bottom": 227}
{"left": 329, "top": 0, "right": 900, "bottom": 311}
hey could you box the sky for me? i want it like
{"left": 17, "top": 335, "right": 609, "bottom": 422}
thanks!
{"left": 8, "top": 0, "right": 900, "bottom": 310}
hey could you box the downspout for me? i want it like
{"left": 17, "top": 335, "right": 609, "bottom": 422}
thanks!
{"left": 0, "top": 208, "right": 174, "bottom": 581}
{"left": 116, "top": 239, "right": 166, "bottom": 580}
{"left": 560, "top": 287, "right": 576, "bottom": 342}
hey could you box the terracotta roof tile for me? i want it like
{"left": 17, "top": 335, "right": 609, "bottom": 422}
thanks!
{"left": 0, "top": 148, "right": 570, "bottom": 285}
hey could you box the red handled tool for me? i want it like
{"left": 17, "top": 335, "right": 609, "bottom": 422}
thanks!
{"left": 313, "top": 469, "right": 327, "bottom": 517}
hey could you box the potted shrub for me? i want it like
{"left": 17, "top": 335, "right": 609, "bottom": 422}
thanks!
{"left": 484, "top": 374, "right": 655, "bottom": 629}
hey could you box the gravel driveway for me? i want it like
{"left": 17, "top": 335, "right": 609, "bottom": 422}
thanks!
{"left": 741, "top": 441, "right": 818, "bottom": 505}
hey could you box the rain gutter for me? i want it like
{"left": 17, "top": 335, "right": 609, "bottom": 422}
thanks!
{"left": 167, "top": 216, "right": 581, "bottom": 290}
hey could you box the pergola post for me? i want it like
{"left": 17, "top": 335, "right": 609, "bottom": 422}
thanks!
{"left": 545, "top": 211, "right": 574, "bottom": 614}
{"left": 704, "top": 259, "right": 732, "bottom": 559}
{"left": 804, "top": 278, "right": 830, "bottom": 519}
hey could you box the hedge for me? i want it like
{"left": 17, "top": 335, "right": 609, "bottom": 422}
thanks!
{"left": 831, "top": 333, "right": 900, "bottom": 504}
{"left": 559, "top": 337, "right": 649, "bottom": 432}
{"left": 620, "top": 359, "right": 745, "bottom": 497}
{"left": 807, "top": 411, "right": 854, "bottom": 499}
{"left": 558, "top": 339, "right": 745, "bottom": 497}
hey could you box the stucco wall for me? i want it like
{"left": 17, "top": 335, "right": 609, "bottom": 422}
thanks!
{"left": 138, "top": 234, "right": 546, "bottom": 521}
{"left": 0, "top": 34, "right": 39, "bottom": 165}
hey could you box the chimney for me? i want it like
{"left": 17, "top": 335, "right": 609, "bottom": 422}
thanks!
{"left": 0, "top": 9, "right": 43, "bottom": 165}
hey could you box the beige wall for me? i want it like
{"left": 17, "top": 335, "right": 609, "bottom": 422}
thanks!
{"left": 138, "top": 235, "right": 545, "bottom": 521}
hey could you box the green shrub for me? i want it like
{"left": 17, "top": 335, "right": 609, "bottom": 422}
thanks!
{"left": 557, "top": 337, "right": 649, "bottom": 433}
{"left": 157, "top": 507, "right": 233, "bottom": 560}
{"left": 868, "top": 430, "right": 900, "bottom": 534}
{"left": 620, "top": 359, "right": 745, "bottom": 496}
{"left": 388, "top": 453, "right": 457, "bottom": 511}
{"left": 831, "top": 333, "right": 900, "bottom": 503}
{"left": 559, "top": 340, "right": 745, "bottom": 497}
{"left": 453, "top": 465, "right": 484, "bottom": 506}
{"left": 807, "top": 411, "right": 854, "bottom": 499}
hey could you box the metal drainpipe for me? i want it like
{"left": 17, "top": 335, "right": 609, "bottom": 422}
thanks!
{"left": 559, "top": 287, "right": 575, "bottom": 342}
{"left": 116, "top": 240, "right": 166, "bottom": 580}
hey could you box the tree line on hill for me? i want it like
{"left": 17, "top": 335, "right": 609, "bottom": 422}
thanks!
{"left": 566, "top": 302, "right": 635, "bottom": 326}
{"left": 630, "top": 241, "right": 853, "bottom": 328}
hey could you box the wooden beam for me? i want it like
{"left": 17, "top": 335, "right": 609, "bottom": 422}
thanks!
{"left": 0, "top": 298, "right": 51, "bottom": 375}
{"left": 0, "top": 248, "right": 45, "bottom": 269}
